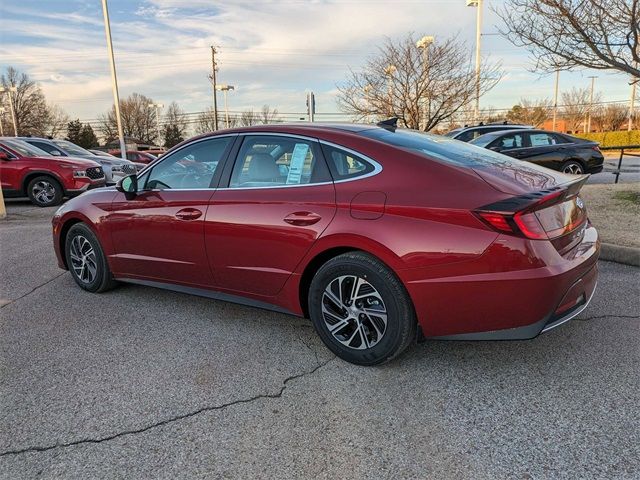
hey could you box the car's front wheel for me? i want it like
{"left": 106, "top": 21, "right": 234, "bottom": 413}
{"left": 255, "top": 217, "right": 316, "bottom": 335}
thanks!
{"left": 65, "top": 223, "right": 117, "bottom": 293}
{"left": 308, "top": 252, "right": 417, "bottom": 365}
{"left": 27, "top": 175, "right": 63, "bottom": 207}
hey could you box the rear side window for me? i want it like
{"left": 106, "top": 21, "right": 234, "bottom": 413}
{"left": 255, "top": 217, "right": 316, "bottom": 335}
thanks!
{"left": 230, "top": 135, "right": 330, "bottom": 188}
{"left": 529, "top": 133, "right": 556, "bottom": 147}
{"left": 320, "top": 144, "right": 375, "bottom": 180}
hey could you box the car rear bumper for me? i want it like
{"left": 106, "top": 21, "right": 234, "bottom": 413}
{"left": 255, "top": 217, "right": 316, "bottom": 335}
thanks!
{"left": 401, "top": 224, "right": 600, "bottom": 339}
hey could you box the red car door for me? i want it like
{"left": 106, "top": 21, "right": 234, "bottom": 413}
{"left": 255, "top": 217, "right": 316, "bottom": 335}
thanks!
{"left": 205, "top": 134, "right": 336, "bottom": 296}
{"left": 107, "top": 136, "right": 235, "bottom": 287}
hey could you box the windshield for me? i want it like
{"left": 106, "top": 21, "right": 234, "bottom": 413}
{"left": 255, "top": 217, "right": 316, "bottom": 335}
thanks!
{"left": 1, "top": 139, "right": 53, "bottom": 157}
{"left": 51, "top": 139, "right": 92, "bottom": 156}
{"left": 360, "top": 128, "right": 514, "bottom": 168}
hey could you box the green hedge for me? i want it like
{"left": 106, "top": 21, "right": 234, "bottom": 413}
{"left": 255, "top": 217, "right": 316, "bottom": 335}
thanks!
{"left": 574, "top": 130, "right": 640, "bottom": 148}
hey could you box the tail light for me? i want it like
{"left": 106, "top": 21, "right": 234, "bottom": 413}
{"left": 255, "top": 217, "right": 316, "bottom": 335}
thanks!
{"left": 474, "top": 179, "right": 588, "bottom": 242}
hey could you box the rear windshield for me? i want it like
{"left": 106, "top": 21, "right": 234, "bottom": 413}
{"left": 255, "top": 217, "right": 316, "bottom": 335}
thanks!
{"left": 360, "top": 128, "right": 517, "bottom": 169}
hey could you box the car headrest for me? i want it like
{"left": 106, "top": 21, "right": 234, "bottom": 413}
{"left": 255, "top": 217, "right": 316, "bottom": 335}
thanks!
{"left": 247, "top": 153, "right": 280, "bottom": 181}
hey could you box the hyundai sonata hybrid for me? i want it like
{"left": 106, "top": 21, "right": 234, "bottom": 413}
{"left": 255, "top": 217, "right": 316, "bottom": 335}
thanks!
{"left": 52, "top": 122, "right": 599, "bottom": 365}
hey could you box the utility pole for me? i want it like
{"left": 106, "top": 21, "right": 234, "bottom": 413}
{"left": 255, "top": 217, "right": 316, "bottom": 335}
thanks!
{"left": 587, "top": 75, "right": 597, "bottom": 133}
{"left": 101, "top": 0, "right": 126, "bottom": 160}
{"left": 306, "top": 91, "right": 316, "bottom": 122}
{"left": 209, "top": 46, "right": 219, "bottom": 131}
{"left": 0, "top": 107, "right": 4, "bottom": 136}
{"left": 467, "top": 0, "right": 483, "bottom": 124}
{"left": 552, "top": 69, "right": 560, "bottom": 131}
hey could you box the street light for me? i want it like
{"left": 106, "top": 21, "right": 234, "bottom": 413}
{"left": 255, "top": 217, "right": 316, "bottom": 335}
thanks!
{"left": 101, "top": 0, "right": 126, "bottom": 160}
{"left": 416, "top": 35, "right": 435, "bottom": 130}
{"left": 148, "top": 102, "right": 164, "bottom": 144}
{"left": 0, "top": 86, "right": 18, "bottom": 136}
{"left": 215, "top": 84, "right": 235, "bottom": 128}
{"left": 467, "top": 0, "right": 483, "bottom": 124}
{"left": 0, "top": 107, "right": 5, "bottom": 136}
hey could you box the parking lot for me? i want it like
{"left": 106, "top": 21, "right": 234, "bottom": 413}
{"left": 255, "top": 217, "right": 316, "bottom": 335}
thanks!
{"left": 1, "top": 200, "right": 639, "bottom": 479}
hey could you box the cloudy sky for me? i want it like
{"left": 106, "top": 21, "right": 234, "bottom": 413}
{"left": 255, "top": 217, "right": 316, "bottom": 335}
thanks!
{"left": 0, "top": 0, "right": 635, "bottom": 126}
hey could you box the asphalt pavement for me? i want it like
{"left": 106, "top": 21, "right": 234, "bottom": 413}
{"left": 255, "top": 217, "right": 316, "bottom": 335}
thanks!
{"left": 1, "top": 200, "right": 639, "bottom": 479}
{"left": 588, "top": 153, "right": 640, "bottom": 184}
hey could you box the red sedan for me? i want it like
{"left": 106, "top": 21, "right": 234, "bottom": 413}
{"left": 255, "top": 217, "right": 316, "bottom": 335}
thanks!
{"left": 52, "top": 122, "right": 599, "bottom": 365}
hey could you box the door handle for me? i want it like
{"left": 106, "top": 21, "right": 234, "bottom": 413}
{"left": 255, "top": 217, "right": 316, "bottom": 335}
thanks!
{"left": 283, "top": 211, "right": 322, "bottom": 226}
{"left": 175, "top": 208, "right": 202, "bottom": 220}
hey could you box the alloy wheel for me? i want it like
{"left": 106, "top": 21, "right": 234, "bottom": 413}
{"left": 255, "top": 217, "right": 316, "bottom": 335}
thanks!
{"left": 321, "top": 275, "right": 388, "bottom": 350}
{"left": 69, "top": 235, "right": 98, "bottom": 284}
{"left": 32, "top": 181, "right": 56, "bottom": 204}
{"left": 563, "top": 163, "right": 583, "bottom": 175}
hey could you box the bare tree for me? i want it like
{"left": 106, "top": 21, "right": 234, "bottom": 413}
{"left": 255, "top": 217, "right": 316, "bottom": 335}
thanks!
{"left": 337, "top": 34, "right": 502, "bottom": 131}
{"left": 100, "top": 92, "right": 158, "bottom": 144}
{"left": 195, "top": 108, "right": 217, "bottom": 134}
{"left": 1, "top": 66, "right": 68, "bottom": 136}
{"left": 495, "top": 0, "right": 640, "bottom": 79}
{"left": 45, "top": 104, "right": 69, "bottom": 138}
{"left": 161, "top": 101, "right": 188, "bottom": 147}
{"left": 239, "top": 109, "right": 257, "bottom": 126}
{"left": 258, "top": 105, "right": 280, "bottom": 124}
{"left": 593, "top": 103, "right": 629, "bottom": 131}
{"left": 506, "top": 98, "right": 552, "bottom": 127}
{"left": 561, "top": 87, "right": 602, "bottom": 133}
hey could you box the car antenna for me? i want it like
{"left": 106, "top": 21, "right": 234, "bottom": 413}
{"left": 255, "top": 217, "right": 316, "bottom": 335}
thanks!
{"left": 377, "top": 117, "right": 398, "bottom": 129}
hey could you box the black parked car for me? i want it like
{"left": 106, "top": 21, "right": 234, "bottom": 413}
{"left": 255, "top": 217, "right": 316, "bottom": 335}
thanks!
{"left": 469, "top": 129, "right": 604, "bottom": 175}
{"left": 445, "top": 123, "right": 530, "bottom": 142}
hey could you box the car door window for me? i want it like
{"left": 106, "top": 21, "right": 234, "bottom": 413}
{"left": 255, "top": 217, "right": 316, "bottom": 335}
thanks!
{"left": 229, "top": 136, "right": 329, "bottom": 188}
{"left": 492, "top": 133, "right": 524, "bottom": 150}
{"left": 529, "top": 133, "right": 557, "bottom": 147}
{"left": 144, "top": 137, "right": 232, "bottom": 190}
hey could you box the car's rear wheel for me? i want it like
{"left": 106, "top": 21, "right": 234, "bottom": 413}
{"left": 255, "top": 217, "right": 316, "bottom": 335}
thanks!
{"left": 308, "top": 252, "right": 417, "bottom": 365}
{"left": 561, "top": 160, "right": 585, "bottom": 175}
{"left": 27, "top": 176, "right": 63, "bottom": 207}
{"left": 65, "top": 223, "right": 117, "bottom": 293}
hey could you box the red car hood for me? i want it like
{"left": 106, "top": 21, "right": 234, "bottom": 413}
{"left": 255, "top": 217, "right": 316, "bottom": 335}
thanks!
{"left": 33, "top": 155, "right": 101, "bottom": 169}
{"left": 470, "top": 156, "right": 579, "bottom": 195}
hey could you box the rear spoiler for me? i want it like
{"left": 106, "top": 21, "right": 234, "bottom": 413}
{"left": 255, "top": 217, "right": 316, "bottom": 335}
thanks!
{"left": 477, "top": 174, "right": 589, "bottom": 214}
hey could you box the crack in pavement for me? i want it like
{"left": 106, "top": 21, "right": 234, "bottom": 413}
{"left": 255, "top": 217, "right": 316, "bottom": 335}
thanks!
{"left": 0, "top": 357, "right": 336, "bottom": 458}
{"left": 575, "top": 314, "right": 640, "bottom": 321}
{"left": 0, "top": 272, "right": 67, "bottom": 310}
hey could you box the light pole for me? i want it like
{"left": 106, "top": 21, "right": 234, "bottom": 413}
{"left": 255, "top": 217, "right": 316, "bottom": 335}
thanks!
{"left": 215, "top": 84, "right": 235, "bottom": 128}
{"left": 101, "top": 0, "right": 126, "bottom": 160}
{"left": 587, "top": 75, "right": 597, "bottom": 133}
{"left": 0, "top": 107, "right": 5, "bottom": 136}
{"left": 552, "top": 69, "right": 560, "bottom": 131}
{"left": 467, "top": 0, "right": 483, "bottom": 124}
{"left": 384, "top": 65, "right": 396, "bottom": 117}
{"left": 629, "top": 63, "right": 638, "bottom": 131}
{"left": 363, "top": 84, "right": 372, "bottom": 123}
{"left": 416, "top": 35, "right": 434, "bottom": 130}
{"left": 0, "top": 86, "right": 18, "bottom": 136}
{"left": 148, "top": 102, "right": 164, "bottom": 145}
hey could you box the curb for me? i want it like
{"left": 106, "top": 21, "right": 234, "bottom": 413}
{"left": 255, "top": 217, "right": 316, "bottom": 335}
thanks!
{"left": 600, "top": 243, "right": 640, "bottom": 267}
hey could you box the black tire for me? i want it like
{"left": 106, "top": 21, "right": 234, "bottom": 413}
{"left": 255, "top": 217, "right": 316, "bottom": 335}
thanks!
{"left": 27, "top": 175, "right": 64, "bottom": 207}
{"left": 561, "top": 160, "right": 585, "bottom": 175}
{"left": 65, "top": 223, "right": 117, "bottom": 293}
{"left": 308, "top": 252, "right": 417, "bottom": 366}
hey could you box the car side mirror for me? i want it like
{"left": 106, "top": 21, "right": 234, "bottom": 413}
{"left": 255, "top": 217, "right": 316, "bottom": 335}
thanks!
{"left": 0, "top": 152, "right": 10, "bottom": 161}
{"left": 116, "top": 174, "right": 138, "bottom": 199}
